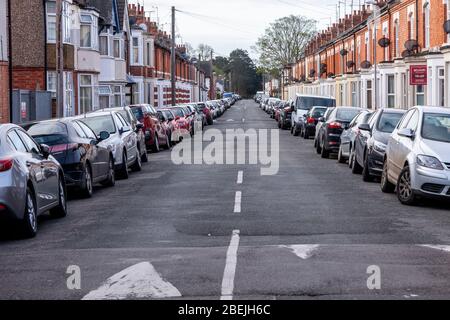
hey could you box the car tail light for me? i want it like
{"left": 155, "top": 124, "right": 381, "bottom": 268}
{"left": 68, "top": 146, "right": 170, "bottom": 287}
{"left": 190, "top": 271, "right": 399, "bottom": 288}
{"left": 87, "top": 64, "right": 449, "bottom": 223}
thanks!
{"left": 307, "top": 117, "right": 315, "bottom": 124}
{"left": 0, "top": 158, "right": 13, "bottom": 172}
{"left": 0, "top": 204, "right": 6, "bottom": 211}
{"left": 50, "top": 143, "right": 79, "bottom": 153}
{"left": 328, "top": 122, "right": 342, "bottom": 129}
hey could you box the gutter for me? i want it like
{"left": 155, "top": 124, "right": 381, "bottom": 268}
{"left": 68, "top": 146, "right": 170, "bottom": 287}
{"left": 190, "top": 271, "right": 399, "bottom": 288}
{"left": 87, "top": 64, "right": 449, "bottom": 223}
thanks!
{"left": 7, "top": 0, "right": 12, "bottom": 121}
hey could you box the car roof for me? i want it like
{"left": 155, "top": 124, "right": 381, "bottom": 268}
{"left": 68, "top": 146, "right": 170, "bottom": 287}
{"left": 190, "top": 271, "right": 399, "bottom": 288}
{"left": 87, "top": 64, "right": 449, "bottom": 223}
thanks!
{"left": 380, "top": 108, "right": 407, "bottom": 113}
{"left": 295, "top": 94, "right": 335, "bottom": 99}
{"left": 412, "top": 106, "right": 450, "bottom": 114}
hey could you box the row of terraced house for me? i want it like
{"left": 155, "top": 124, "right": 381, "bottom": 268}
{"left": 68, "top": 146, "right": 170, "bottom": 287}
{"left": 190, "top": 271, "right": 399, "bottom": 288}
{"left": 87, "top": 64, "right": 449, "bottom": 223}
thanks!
{"left": 0, "top": 0, "right": 212, "bottom": 124}
{"left": 284, "top": 0, "right": 450, "bottom": 110}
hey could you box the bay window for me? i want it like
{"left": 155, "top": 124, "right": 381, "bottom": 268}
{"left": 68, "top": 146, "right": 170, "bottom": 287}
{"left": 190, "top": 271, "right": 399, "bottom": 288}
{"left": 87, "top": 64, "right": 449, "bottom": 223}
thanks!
{"left": 46, "top": 1, "right": 71, "bottom": 43}
{"left": 99, "top": 35, "right": 109, "bottom": 56}
{"left": 80, "top": 14, "right": 98, "bottom": 49}
{"left": 114, "top": 39, "right": 123, "bottom": 59}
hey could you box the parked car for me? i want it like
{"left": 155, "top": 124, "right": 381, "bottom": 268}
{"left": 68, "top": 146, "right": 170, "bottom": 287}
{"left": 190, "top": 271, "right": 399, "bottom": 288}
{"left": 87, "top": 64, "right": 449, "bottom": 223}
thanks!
{"left": 351, "top": 108, "right": 406, "bottom": 181}
{"left": 278, "top": 101, "right": 294, "bottom": 130}
{"left": 381, "top": 107, "right": 450, "bottom": 205}
{"left": 195, "top": 102, "right": 213, "bottom": 125}
{"left": 129, "top": 104, "right": 170, "bottom": 152}
{"left": 167, "top": 107, "right": 191, "bottom": 141}
{"left": 0, "top": 124, "right": 67, "bottom": 238}
{"left": 157, "top": 109, "right": 178, "bottom": 144}
{"left": 299, "top": 106, "right": 328, "bottom": 139}
{"left": 24, "top": 119, "right": 115, "bottom": 198}
{"left": 96, "top": 107, "right": 148, "bottom": 162}
{"left": 314, "top": 107, "right": 335, "bottom": 148}
{"left": 315, "top": 107, "right": 362, "bottom": 158}
{"left": 77, "top": 111, "right": 142, "bottom": 179}
{"left": 291, "top": 95, "right": 336, "bottom": 136}
{"left": 338, "top": 110, "right": 372, "bottom": 164}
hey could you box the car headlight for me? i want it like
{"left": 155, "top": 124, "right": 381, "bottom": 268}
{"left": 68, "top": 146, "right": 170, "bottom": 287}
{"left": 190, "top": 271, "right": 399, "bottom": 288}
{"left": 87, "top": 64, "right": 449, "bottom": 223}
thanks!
{"left": 373, "top": 141, "right": 387, "bottom": 153}
{"left": 417, "top": 155, "right": 444, "bottom": 170}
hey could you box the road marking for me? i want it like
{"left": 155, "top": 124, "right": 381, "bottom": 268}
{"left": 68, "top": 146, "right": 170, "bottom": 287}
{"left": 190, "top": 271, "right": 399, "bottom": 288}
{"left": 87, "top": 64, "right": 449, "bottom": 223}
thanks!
{"left": 242, "top": 118, "right": 245, "bottom": 123}
{"left": 420, "top": 245, "right": 450, "bottom": 253}
{"left": 227, "top": 119, "right": 235, "bottom": 122}
{"left": 280, "top": 245, "right": 320, "bottom": 260}
{"left": 221, "top": 230, "right": 240, "bottom": 300}
{"left": 234, "top": 191, "right": 242, "bottom": 213}
{"left": 237, "top": 171, "right": 243, "bottom": 184}
{"left": 82, "top": 262, "right": 181, "bottom": 300}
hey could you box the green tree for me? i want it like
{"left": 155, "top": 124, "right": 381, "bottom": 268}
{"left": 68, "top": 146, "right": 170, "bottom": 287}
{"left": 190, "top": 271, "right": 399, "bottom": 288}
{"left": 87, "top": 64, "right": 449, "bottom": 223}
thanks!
{"left": 228, "top": 49, "right": 261, "bottom": 97}
{"left": 254, "top": 15, "right": 317, "bottom": 73}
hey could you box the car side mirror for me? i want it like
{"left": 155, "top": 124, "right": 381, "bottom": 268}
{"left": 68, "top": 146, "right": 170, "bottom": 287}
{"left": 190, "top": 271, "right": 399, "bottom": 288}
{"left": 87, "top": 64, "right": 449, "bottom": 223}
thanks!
{"left": 318, "top": 117, "right": 325, "bottom": 122}
{"left": 40, "top": 144, "right": 50, "bottom": 159}
{"left": 119, "top": 126, "right": 131, "bottom": 135}
{"left": 358, "top": 123, "right": 371, "bottom": 132}
{"left": 398, "top": 128, "right": 415, "bottom": 139}
{"left": 98, "top": 131, "right": 110, "bottom": 141}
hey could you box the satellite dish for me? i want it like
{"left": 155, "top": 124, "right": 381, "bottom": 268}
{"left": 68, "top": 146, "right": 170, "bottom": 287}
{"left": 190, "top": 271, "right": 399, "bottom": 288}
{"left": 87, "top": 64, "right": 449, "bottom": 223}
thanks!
{"left": 378, "top": 37, "right": 390, "bottom": 48}
{"left": 444, "top": 20, "right": 450, "bottom": 34}
{"left": 340, "top": 49, "right": 348, "bottom": 56}
{"left": 327, "top": 72, "right": 335, "bottom": 78}
{"left": 401, "top": 50, "right": 413, "bottom": 58}
{"left": 346, "top": 61, "right": 355, "bottom": 69}
{"left": 360, "top": 60, "right": 372, "bottom": 69}
{"left": 404, "top": 39, "right": 419, "bottom": 51}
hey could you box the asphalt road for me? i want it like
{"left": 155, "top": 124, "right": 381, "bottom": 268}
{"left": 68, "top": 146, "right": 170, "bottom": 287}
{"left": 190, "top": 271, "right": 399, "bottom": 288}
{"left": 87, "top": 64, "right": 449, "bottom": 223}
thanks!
{"left": 1, "top": 100, "right": 450, "bottom": 300}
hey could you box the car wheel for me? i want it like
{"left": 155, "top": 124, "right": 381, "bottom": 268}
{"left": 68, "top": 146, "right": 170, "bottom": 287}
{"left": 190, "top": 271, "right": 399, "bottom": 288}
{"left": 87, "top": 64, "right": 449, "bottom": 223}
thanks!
{"left": 303, "top": 129, "right": 309, "bottom": 139}
{"left": 81, "top": 165, "right": 93, "bottom": 198}
{"left": 164, "top": 135, "right": 172, "bottom": 150}
{"left": 50, "top": 177, "right": 67, "bottom": 218}
{"left": 293, "top": 125, "right": 300, "bottom": 136}
{"left": 380, "top": 160, "right": 395, "bottom": 193}
{"left": 320, "top": 140, "right": 329, "bottom": 158}
{"left": 397, "top": 166, "right": 417, "bottom": 205}
{"left": 20, "top": 188, "right": 38, "bottom": 238}
{"left": 141, "top": 146, "right": 149, "bottom": 163}
{"left": 153, "top": 136, "right": 160, "bottom": 153}
{"left": 337, "top": 146, "right": 346, "bottom": 164}
{"left": 351, "top": 151, "right": 363, "bottom": 174}
{"left": 101, "top": 157, "right": 115, "bottom": 187}
{"left": 131, "top": 149, "right": 142, "bottom": 172}
{"left": 117, "top": 151, "right": 129, "bottom": 180}
{"left": 362, "top": 152, "right": 374, "bottom": 182}
{"left": 290, "top": 125, "right": 294, "bottom": 135}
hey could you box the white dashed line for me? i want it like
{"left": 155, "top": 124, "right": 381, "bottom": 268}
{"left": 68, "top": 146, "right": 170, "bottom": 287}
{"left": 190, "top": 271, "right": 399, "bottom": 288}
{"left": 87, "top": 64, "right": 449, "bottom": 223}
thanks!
{"left": 279, "top": 245, "right": 320, "bottom": 260}
{"left": 234, "top": 191, "right": 242, "bottom": 213}
{"left": 242, "top": 118, "right": 245, "bottom": 123}
{"left": 221, "top": 230, "right": 240, "bottom": 300}
{"left": 420, "top": 245, "right": 450, "bottom": 253}
{"left": 237, "top": 171, "right": 243, "bottom": 184}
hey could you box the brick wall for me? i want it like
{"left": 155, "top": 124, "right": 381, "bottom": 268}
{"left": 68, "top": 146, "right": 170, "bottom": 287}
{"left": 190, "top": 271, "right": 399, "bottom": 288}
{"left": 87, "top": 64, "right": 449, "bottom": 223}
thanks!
{"left": 0, "top": 61, "right": 9, "bottom": 123}
{"left": 12, "top": 67, "right": 45, "bottom": 91}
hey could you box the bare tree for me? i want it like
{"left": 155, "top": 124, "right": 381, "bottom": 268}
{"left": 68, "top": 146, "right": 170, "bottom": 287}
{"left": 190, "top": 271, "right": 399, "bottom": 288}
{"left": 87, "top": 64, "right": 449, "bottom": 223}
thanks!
{"left": 254, "top": 15, "right": 317, "bottom": 74}
{"left": 197, "top": 43, "right": 214, "bottom": 61}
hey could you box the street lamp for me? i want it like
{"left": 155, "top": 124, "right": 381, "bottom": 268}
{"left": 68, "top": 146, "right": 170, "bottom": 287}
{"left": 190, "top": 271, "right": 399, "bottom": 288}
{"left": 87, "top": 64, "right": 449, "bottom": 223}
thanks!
{"left": 366, "top": 0, "right": 380, "bottom": 109}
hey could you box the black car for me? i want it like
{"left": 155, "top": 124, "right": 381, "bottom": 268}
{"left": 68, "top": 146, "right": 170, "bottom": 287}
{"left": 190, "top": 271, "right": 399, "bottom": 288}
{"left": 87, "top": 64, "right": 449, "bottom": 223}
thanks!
{"left": 314, "top": 107, "right": 335, "bottom": 149}
{"left": 351, "top": 108, "right": 406, "bottom": 181}
{"left": 278, "top": 101, "right": 294, "bottom": 130}
{"left": 299, "top": 107, "right": 327, "bottom": 139}
{"left": 316, "top": 107, "right": 362, "bottom": 158}
{"left": 24, "top": 119, "right": 115, "bottom": 198}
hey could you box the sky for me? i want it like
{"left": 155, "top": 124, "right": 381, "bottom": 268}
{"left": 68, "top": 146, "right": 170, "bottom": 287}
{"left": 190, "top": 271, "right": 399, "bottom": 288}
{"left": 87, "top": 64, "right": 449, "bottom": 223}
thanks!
{"left": 132, "top": 0, "right": 364, "bottom": 60}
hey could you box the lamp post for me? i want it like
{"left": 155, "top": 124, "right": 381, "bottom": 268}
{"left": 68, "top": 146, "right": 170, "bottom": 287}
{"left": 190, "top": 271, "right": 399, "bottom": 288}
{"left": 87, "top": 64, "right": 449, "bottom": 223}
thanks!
{"left": 366, "top": 1, "right": 380, "bottom": 109}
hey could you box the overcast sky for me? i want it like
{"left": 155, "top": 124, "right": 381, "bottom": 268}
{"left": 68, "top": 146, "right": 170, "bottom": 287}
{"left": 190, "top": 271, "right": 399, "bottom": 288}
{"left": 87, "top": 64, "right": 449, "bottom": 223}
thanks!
{"left": 133, "top": 0, "right": 359, "bottom": 60}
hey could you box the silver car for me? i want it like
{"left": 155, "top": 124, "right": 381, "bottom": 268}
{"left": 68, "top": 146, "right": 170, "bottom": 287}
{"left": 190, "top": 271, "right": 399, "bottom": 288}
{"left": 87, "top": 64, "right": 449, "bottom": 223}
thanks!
{"left": 77, "top": 111, "right": 142, "bottom": 179}
{"left": 381, "top": 106, "right": 450, "bottom": 205}
{"left": 0, "top": 124, "right": 67, "bottom": 238}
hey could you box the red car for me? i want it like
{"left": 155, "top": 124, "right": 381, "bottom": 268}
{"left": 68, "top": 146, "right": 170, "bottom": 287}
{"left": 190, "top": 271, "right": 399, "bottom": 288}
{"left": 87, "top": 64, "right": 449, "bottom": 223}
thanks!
{"left": 167, "top": 107, "right": 191, "bottom": 141}
{"left": 129, "top": 104, "right": 170, "bottom": 152}
{"left": 157, "top": 109, "right": 178, "bottom": 144}
{"left": 195, "top": 102, "right": 213, "bottom": 125}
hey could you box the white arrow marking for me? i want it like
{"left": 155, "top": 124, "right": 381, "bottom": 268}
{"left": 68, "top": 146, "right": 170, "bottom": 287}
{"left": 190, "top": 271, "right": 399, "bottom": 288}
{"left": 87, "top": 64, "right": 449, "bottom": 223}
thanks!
{"left": 280, "top": 245, "right": 320, "bottom": 260}
{"left": 420, "top": 245, "right": 450, "bottom": 253}
{"left": 82, "top": 262, "right": 181, "bottom": 300}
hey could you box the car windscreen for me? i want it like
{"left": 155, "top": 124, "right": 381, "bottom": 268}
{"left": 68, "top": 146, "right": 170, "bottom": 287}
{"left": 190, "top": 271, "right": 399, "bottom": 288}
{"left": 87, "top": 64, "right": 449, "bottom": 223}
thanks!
{"left": 297, "top": 97, "right": 336, "bottom": 111}
{"left": 377, "top": 112, "right": 404, "bottom": 133}
{"left": 422, "top": 113, "right": 450, "bottom": 143}
{"left": 80, "top": 115, "right": 116, "bottom": 135}
{"left": 171, "top": 108, "right": 185, "bottom": 117}
{"left": 336, "top": 109, "right": 360, "bottom": 122}
{"left": 131, "top": 108, "right": 144, "bottom": 121}
{"left": 311, "top": 108, "right": 327, "bottom": 118}
{"left": 27, "top": 123, "right": 69, "bottom": 146}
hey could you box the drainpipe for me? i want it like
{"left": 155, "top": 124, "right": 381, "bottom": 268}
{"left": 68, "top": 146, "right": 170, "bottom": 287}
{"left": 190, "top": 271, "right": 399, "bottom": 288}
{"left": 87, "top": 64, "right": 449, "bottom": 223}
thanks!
{"left": 43, "top": 0, "right": 48, "bottom": 91}
{"left": 7, "top": 0, "right": 12, "bottom": 122}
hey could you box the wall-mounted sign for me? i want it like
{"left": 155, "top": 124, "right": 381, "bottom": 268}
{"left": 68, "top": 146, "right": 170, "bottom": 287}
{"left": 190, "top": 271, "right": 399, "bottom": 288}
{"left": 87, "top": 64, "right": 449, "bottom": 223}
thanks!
{"left": 410, "top": 65, "right": 428, "bottom": 85}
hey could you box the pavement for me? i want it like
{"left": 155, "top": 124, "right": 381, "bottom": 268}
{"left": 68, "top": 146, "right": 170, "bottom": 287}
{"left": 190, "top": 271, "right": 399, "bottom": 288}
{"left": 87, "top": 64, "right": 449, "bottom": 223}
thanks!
{"left": 1, "top": 100, "right": 450, "bottom": 300}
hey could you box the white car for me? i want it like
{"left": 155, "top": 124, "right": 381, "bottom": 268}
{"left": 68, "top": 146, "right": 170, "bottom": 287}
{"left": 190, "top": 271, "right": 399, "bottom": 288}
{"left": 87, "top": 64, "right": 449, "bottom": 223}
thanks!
{"left": 381, "top": 106, "right": 450, "bottom": 205}
{"left": 78, "top": 111, "right": 142, "bottom": 179}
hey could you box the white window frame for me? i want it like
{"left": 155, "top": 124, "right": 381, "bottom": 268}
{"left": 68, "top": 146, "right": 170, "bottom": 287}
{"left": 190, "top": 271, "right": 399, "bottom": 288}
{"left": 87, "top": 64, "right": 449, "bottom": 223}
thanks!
{"left": 387, "top": 74, "right": 395, "bottom": 108}
{"left": 99, "top": 34, "right": 110, "bottom": 56}
{"left": 80, "top": 13, "right": 98, "bottom": 49}
{"left": 113, "top": 38, "right": 124, "bottom": 59}
{"left": 64, "top": 72, "right": 74, "bottom": 117}
{"left": 47, "top": 71, "right": 57, "bottom": 98}
{"left": 79, "top": 74, "right": 94, "bottom": 114}
{"left": 394, "top": 19, "right": 400, "bottom": 58}
{"left": 132, "top": 36, "right": 141, "bottom": 65}
{"left": 438, "top": 67, "right": 445, "bottom": 107}
{"left": 408, "top": 12, "right": 415, "bottom": 40}
{"left": 114, "top": 86, "right": 122, "bottom": 107}
{"left": 46, "top": 1, "right": 56, "bottom": 43}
